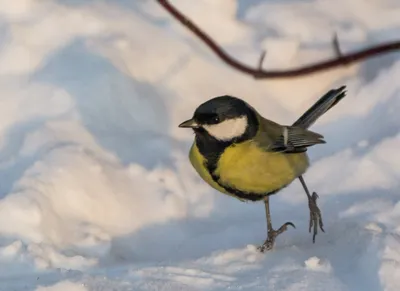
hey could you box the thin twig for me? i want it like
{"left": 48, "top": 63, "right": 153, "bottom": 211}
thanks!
{"left": 332, "top": 33, "right": 342, "bottom": 58}
{"left": 258, "top": 51, "right": 266, "bottom": 71}
{"left": 157, "top": 0, "right": 400, "bottom": 79}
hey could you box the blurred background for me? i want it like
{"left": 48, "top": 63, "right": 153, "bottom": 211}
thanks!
{"left": 0, "top": 0, "right": 399, "bottom": 290}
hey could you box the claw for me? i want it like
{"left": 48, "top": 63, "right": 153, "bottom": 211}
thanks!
{"left": 278, "top": 221, "right": 296, "bottom": 232}
{"left": 258, "top": 221, "right": 295, "bottom": 252}
{"left": 308, "top": 192, "right": 324, "bottom": 243}
{"left": 277, "top": 221, "right": 296, "bottom": 235}
{"left": 286, "top": 222, "right": 296, "bottom": 229}
{"left": 319, "top": 220, "right": 325, "bottom": 233}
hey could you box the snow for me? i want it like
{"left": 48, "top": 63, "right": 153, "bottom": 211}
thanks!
{"left": 36, "top": 281, "right": 87, "bottom": 291}
{"left": 0, "top": 0, "right": 398, "bottom": 290}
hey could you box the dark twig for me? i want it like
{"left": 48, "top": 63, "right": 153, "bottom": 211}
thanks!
{"left": 332, "top": 33, "right": 342, "bottom": 58}
{"left": 157, "top": 0, "right": 400, "bottom": 79}
{"left": 258, "top": 51, "right": 266, "bottom": 71}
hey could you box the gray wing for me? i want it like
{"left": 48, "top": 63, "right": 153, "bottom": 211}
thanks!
{"left": 254, "top": 86, "right": 346, "bottom": 153}
{"left": 255, "top": 118, "right": 326, "bottom": 153}
{"left": 268, "top": 126, "right": 325, "bottom": 153}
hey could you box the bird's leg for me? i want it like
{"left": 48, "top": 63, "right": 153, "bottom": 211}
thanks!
{"left": 257, "top": 196, "right": 295, "bottom": 252}
{"left": 299, "top": 175, "right": 325, "bottom": 243}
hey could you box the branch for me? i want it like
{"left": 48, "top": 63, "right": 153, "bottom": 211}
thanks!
{"left": 157, "top": 0, "right": 400, "bottom": 79}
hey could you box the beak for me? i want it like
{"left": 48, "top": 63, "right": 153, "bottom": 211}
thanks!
{"left": 178, "top": 118, "right": 200, "bottom": 128}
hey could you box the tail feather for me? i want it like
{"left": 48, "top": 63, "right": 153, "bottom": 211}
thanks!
{"left": 292, "top": 86, "right": 347, "bottom": 129}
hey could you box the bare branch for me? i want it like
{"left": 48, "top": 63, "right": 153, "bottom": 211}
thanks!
{"left": 157, "top": 0, "right": 400, "bottom": 79}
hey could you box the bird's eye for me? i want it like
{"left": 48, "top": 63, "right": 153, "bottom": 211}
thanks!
{"left": 213, "top": 116, "right": 220, "bottom": 123}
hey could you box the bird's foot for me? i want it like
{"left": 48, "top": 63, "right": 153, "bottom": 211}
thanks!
{"left": 257, "top": 222, "right": 295, "bottom": 252}
{"left": 308, "top": 192, "right": 325, "bottom": 243}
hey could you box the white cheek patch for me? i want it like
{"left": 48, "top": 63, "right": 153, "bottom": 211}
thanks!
{"left": 203, "top": 116, "right": 248, "bottom": 141}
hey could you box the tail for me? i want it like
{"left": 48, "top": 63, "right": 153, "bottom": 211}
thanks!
{"left": 292, "top": 86, "right": 347, "bottom": 129}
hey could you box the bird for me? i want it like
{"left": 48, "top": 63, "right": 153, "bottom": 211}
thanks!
{"left": 179, "top": 86, "right": 347, "bottom": 251}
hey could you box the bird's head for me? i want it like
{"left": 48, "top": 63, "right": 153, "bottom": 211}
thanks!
{"left": 179, "top": 95, "right": 258, "bottom": 142}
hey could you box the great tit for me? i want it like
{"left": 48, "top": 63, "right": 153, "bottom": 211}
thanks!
{"left": 179, "top": 86, "right": 347, "bottom": 251}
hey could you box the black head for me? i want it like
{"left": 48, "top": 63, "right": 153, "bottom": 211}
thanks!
{"left": 179, "top": 95, "right": 258, "bottom": 142}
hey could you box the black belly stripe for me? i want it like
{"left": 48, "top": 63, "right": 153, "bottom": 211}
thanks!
{"left": 209, "top": 171, "right": 282, "bottom": 201}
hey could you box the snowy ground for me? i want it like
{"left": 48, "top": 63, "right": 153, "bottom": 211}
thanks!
{"left": 0, "top": 0, "right": 399, "bottom": 290}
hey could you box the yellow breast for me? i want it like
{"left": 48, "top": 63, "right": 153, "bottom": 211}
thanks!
{"left": 188, "top": 140, "right": 309, "bottom": 200}
{"left": 216, "top": 140, "right": 309, "bottom": 194}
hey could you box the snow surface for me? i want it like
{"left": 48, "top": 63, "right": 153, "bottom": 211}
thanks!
{"left": 0, "top": 0, "right": 399, "bottom": 290}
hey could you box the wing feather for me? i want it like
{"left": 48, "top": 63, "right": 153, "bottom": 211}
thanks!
{"left": 254, "top": 117, "right": 325, "bottom": 153}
